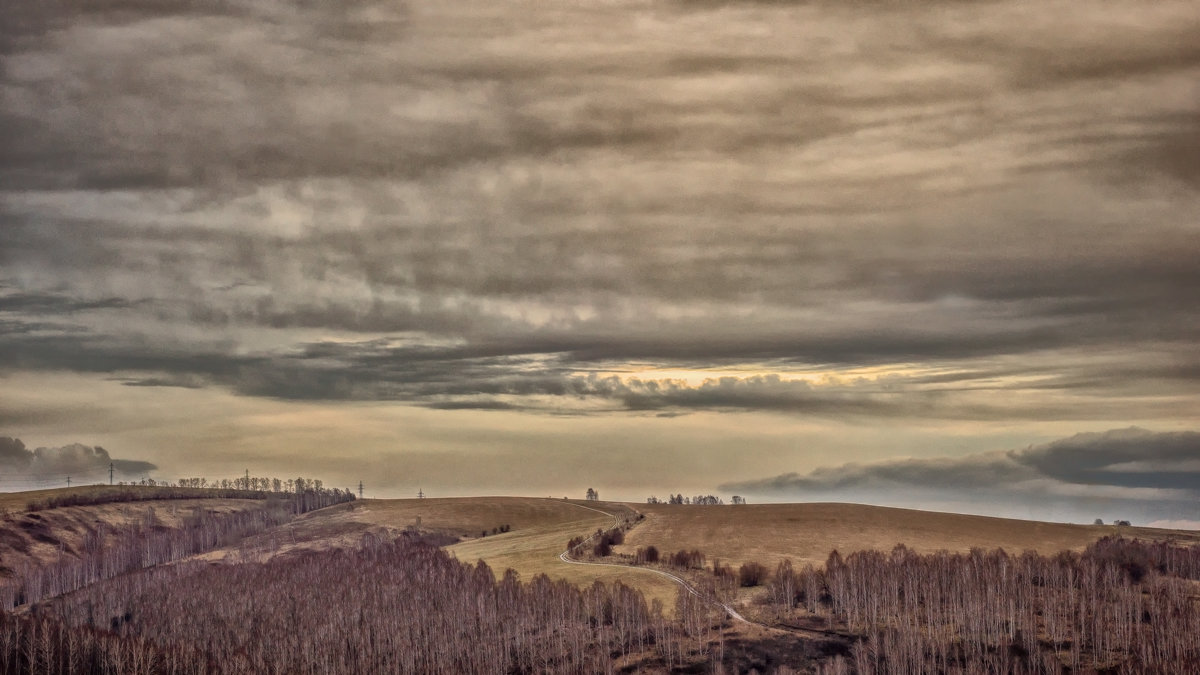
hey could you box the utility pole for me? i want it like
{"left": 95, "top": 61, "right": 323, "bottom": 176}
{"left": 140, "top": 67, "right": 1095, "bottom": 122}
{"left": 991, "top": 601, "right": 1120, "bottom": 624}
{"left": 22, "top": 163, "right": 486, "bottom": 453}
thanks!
{"left": 358, "top": 481, "right": 364, "bottom": 499}
{"left": 67, "top": 476, "right": 71, "bottom": 488}
{"left": 109, "top": 463, "right": 114, "bottom": 485}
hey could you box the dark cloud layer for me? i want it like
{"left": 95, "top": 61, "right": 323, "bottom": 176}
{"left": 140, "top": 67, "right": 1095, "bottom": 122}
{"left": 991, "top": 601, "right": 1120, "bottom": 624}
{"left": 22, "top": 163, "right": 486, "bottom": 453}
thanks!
{"left": 722, "top": 428, "right": 1200, "bottom": 524}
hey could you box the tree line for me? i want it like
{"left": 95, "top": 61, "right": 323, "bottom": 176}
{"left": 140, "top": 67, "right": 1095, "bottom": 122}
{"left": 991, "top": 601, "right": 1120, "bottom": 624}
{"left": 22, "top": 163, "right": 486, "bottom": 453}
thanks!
{"left": 26, "top": 478, "right": 354, "bottom": 513}
{"left": 646, "top": 494, "right": 733, "bottom": 505}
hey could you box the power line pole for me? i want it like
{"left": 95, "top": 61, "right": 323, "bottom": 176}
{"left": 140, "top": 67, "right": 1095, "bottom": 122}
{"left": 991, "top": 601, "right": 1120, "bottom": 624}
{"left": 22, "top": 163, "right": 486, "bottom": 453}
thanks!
{"left": 66, "top": 476, "right": 71, "bottom": 488}
{"left": 109, "top": 463, "right": 114, "bottom": 485}
{"left": 358, "top": 481, "right": 364, "bottom": 499}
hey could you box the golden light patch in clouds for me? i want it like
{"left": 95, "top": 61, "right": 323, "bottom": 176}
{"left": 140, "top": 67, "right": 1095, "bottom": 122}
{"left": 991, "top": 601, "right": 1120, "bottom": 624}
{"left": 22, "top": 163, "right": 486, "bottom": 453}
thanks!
{"left": 606, "top": 362, "right": 963, "bottom": 388}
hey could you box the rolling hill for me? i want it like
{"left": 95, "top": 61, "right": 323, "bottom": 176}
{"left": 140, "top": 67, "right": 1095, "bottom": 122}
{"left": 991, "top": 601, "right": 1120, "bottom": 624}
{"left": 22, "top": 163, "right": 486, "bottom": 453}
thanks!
{"left": 615, "top": 501, "right": 1200, "bottom": 571}
{"left": 6, "top": 487, "right": 1199, "bottom": 617}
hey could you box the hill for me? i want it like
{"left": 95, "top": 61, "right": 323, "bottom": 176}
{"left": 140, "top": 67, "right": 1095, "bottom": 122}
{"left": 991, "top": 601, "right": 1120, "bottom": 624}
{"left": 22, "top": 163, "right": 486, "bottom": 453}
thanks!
{"left": 615, "top": 501, "right": 1200, "bottom": 571}
{"left": 0, "top": 484, "right": 351, "bottom": 608}
{"left": 0, "top": 487, "right": 276, "bottom": 572}
{"left": 252, "top": 497, "right": 684, "bottom": 608}
{"left": 4, "top": 489, "right": 1200, "bottom": 672}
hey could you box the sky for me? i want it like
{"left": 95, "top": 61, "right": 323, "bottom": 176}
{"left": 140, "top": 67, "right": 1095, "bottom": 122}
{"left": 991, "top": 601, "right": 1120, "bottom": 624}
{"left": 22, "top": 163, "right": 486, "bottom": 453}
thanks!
{"left": 1, "top": 0, "right": 1198, "bottom": 525}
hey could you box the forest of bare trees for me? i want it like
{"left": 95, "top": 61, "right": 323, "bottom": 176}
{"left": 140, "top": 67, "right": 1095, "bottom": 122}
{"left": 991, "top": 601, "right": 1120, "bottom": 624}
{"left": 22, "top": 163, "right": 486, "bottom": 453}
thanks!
{"left": 2, "top": 487, "right": 354, "bottom": 610}
{"left": 583, "top": 533, "right": 1200, "bottom": 673}
{"left": 764, "top": 537, "right": 1200, "bottom": 673}
{"left": 3, "top": 536, "right": 732, "bottom": 674}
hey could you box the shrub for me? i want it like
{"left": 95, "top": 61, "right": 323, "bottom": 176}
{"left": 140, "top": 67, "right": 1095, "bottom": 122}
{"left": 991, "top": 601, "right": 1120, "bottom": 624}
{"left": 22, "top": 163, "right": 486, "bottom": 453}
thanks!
{"left": 670, "top": 549, "right": 705, "bottom": 569}
{"left": 636, "top": 546, "right": 660, "bottom": 564}
{"left": 738, "top": 561, "right": 767, "bottom": 587}
{"left": 645, "top": 545, "right": 659, "bottom": 563}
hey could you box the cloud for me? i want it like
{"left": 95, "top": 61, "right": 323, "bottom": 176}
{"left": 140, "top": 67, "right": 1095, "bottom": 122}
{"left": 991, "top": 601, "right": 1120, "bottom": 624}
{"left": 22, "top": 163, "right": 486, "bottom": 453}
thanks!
{"left": 1145, "top": 520, "right": 1200, "bottom": 532}
{"left": 721, "top": 428, "right": 1200, "bottom": 524}
{"left": 0, "top": 437, "right": 30, "bottom": 467}
{"left": 0, "top": 437, "right": 157, "bottom": 483}
{"left": 730, "top": 451, "right": 1035, "bottom": 492}
{"left": 0, "top": 314, "right": 1196, "bottom": 424}
{"left": 0, "top": 0, "right": 1198, "bottom": 493}
{"left": 725, "top": 428, "right": 1200, "bottom": 493}
{"left": 1012, "top": 428, "right": 1200, "bottom": 491}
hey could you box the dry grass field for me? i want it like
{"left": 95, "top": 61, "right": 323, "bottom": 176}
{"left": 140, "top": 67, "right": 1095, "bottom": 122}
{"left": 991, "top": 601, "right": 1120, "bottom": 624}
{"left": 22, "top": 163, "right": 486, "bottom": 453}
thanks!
{"left": 0, "top": 485, "right": 151, "bottom": 513}
{"left": 282, "top": 497, "right": 683, "bottom": 608}
{"left": 615, "top": 501, "right": 1200, "bottom": 571}
{"left": 0, "top": 493, "right": 269, "bottom": 574}
{"left": 0, "top": 491, "right": 681, "bottom": 613}
{"left": 256, "top": 496, "right": 620, "bottom": 549}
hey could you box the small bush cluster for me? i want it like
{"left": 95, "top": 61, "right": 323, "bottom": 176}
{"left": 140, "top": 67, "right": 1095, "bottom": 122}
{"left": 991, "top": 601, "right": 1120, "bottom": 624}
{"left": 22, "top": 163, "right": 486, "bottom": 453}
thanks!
{"left": 668, "top": 549, "right": 706, "bottom": 569}
{"left": 737, "top": 561, "right": 768, "bottom": 587}
{"left": 635, "top": 545, "right": 660, "bottom": 564}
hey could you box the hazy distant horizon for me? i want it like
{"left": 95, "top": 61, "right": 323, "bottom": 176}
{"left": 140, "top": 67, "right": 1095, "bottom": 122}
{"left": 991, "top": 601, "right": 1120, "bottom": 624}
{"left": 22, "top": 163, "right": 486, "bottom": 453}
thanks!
{"left": 2, "top": 1, "right": 1198, "bottom": 528}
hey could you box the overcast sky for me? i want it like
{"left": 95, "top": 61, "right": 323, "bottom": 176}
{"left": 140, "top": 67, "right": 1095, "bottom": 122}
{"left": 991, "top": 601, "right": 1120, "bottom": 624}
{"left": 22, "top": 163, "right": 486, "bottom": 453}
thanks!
{"left": 1, "top": 0, "right": 1197, "bottom": 524}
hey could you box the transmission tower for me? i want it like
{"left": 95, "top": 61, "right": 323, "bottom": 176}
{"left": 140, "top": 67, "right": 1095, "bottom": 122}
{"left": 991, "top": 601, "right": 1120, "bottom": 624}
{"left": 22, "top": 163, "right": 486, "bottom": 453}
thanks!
{"left": 358, "top": 481, "right": 364, "bottom": 499}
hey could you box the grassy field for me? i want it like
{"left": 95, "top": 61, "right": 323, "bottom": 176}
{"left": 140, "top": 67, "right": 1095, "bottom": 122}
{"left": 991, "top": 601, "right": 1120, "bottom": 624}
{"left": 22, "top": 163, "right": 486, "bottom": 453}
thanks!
{"left": 615, "top": 501, "right": 1200, "bottom": 571}
{"left": 289, "top": 497, "right": 683, "bottom": 609}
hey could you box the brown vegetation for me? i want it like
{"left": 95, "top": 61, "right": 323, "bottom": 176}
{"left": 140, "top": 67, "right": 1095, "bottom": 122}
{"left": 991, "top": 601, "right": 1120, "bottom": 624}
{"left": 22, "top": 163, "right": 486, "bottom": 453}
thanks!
{"left": 2, "top": 502, "right": 295, "bottom": 609}
{"left": 26, "top": 487, "right": 274, "bottom": 513}
{"left": 6, "top": 492, "right": 1198, "bottom": 673}
{"left": 17, "top": 482, "right": 354, "bottom": 515}
{"left": 0, "top": 487, "right": 354, "bottom": 610}
{"left": 621, "top": 502, "right": 1200, "bottom": 570}
{"left": 8, "top": 536, "right": 731, "bottom": 674}
{"left": 763, "top": 537, "right": 1200, "bottom": 673}
{"left": 738, "top": 561, "right": 768, "bottom": 587}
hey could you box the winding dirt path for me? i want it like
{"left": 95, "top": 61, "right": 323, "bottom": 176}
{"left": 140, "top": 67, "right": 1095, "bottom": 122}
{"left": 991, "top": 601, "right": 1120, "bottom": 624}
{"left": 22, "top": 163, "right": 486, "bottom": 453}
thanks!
{"left": 556, "top": 500, "right": 749, "bottom": 624}
{"left": 555, "top": 501, "right": 850, "bottom": 644}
